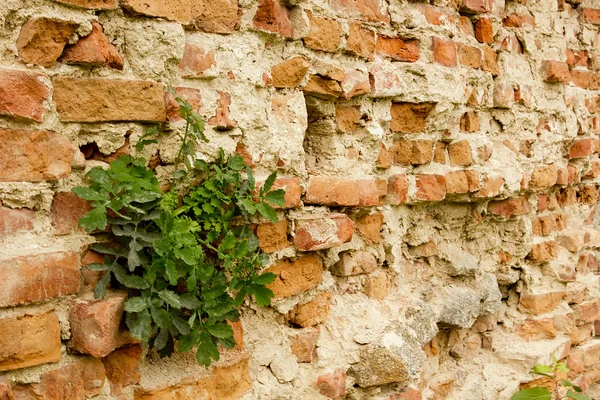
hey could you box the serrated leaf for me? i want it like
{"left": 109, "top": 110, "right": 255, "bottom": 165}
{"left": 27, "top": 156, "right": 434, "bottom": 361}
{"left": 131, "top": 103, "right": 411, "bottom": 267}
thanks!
{"left": 262, "top": 172, "right": 277, "bottom": 193}
{"left": 220, "top": 231, "right": 236, "bottom": 251}
{"left": 511, "top": 387, "right": 552, "bottom": 400}
{"left": 93, "top": 272, "right": 111, "bottom": 299}
{"left": 124, "top": 296, "right": 147, "bottom": 313}
{"left": 78, "top": 207, "right": 108, "bottom": 232}
{"left": 256, "top": 202, "right": 278, "bottom": 224}
{"left": 86, "top": 263, "right": 109, "bottom": 271}
{"left": 227, "top": 154, "right": 245, "bottom": 171}
{"left": 165, "top": 258, "right": 178, "bottom": 285}
{"left": 114, "top": 267, "right": 150, "bottom": 289}
{"left": 177, "top": 332, "right": 198, "bottom": 353}
{"left": 180, "top": 293, "right": 202, "bottom": 310}
{"left": 206, "top": 323, "right": 234, "bottom": 339}
{"left": 155, "top": 328, "right": 169, "bottom": 350}
{"left": 196, "top": 333, "right": 220, "bottom": 366}
{"left": 265, "top": 189, "right": 285, "bottom": 207}
{"left": 252, "top": 284, "right": 274, "bottom": 307}
{"left": 159, "top": 290, "right": 182, "bottom": 309}
{"left": 253, "top": 272, "right": 277, "bottom": 285}
{"left": 566, "top": 390, "right": 591, "bottom": 400}
{"left": 151, "top": 306, "right": 172, "bottom": 329}
{"left": 171, "top": 314, "right": 191, "bottom": 335}
{"left": 238, "top": 198, "right": 256, "bottom": 215}
{"left": 127, "top": 309, "right": 153, "bottom": 342}
{"left": 73, "top": 187, "right": 107, "bottom": 202}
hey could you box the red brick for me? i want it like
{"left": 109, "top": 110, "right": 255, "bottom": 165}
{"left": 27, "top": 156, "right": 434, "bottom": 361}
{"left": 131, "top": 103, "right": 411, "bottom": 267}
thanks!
{"left": 503, "top": 13, "right": 535, "bottom": 27}
{"left": 317, "top": 369, "right": 346, "bottom": 399}
{"left": 457, "top": 44, "right": 482, "bottom": 68}
{"left": 164, "top": 87, "right": 202, "bottom": 122}
{"left": 121, "top": 0, "right": 190, "bottom": 23}
{"left": 61, "top": 22, "right": 123, "bottom": 69}
{"left": 358, "top": 179, "right": 383, "bottom": 206}
{"left": 391, "top": 140, "right": 435, "bottom": 165}
{"left": 333, "top": 251, "right": 378, "bottom": 276}
{"left": 474, "top": 18, "right": 493, "bottom": 43}
{"left": 0, "top": 69, "right": 50, "bottom": 122}
{"left": 528, "top": 241, "right": 559, "bottom": 262}
{"left": 460, "top": 0, "right": 492, "bottom": 14}
{"left": 568, "top": 49, "right": 589, "bottom": 67}
{"left": 51, "top": 191, "right": 92, "bottom": 235}
{"left": 582, "top": 8, "right": 600, "bottom": 25}
{"left": 290, "top": 328, "right": 319, "bottom": 363}
{"left": 375, "top": 36, "right": 419, "bottom": 62}
{"left": 330, "top": 0, "right": 388, "bottom": 23}
{"left": 458, "top": 16, "right": 474, "bottom": 36}
{"left": 81, "top": 246, "right": 108, "bottom": 288}
{"left": 294, "top": 213, "right": 354, "bottom": 251}
{"left": 520, "top": 291, "right": 565, "bottom": 314}
{"left": 54, "top": 0, "right": 115, "bottom": 8}
{"left": 303, "top": 75, "right": 343, "bottom": 99}
{"left": 103, "top": 344, "right": 142, "bottom": 395}
{"left": 573, "top": 300, "right": 600, "bottom": 324}
{"left": 69, "top": 292, "right": 136, "bottom": 358}
{"left": 253, "top": 0, "right": 293, "bottom": 37}
{"left": 335, "top": 105, "right": 361, "bottom": 132}
{"left": 355, "top": 212, "right": 383, "bottom": 244}
{"left": 473, "top": 175, "right": 504, "bottom": 198}
{"left": 189, "top": 0, "right": 240, "bottom": 33}
{"left": 256, "top": 219, "right": 290, "bottom": 253}
{"left": 445, "top": 170, "right": 479, "bottom": 194}
{"left": 481, "top": 45, "right": 499, "bottom": 75}
{"left": 258, "top": 177, "right": 302, "bottom": 209}
{"left": 390, "top": 102, "right": 434, "bottom": 133}
{"left": 387, "top": 174, "right": 408, "bottom": 205}
{"left": 304, "top": 12, "right": 341, "bottom": 52}
{"left": 305, "top": 176, "right": 360, "bottom": 206}
{"left": 178, "top": 42, "right": 216, "bottom": 78}
{"left": 0, "top": 206, "right": 35, "bottom": 236}
{"left": 377, "top": 144, "right": 392, "bottom": 168}
{"left": 416, "top": 174, "right": 446, "bottom": 201}
{"left": 271, "top": 56, "right": 309, "bottom": 88}
{"left": 265, "top": 254, "right": 323, "bottom": 298}
{"left": 287, "top": 292, "right": 332, "bottom": 328}
{"left": 0, "top": 251, "right": 79, "bottom": 307}
{"left": 346, "top": 22, "right": 376, "bottom": 59}
{"left": 530, "top": 164, "right": 558, "bottom": 190}
{"left": 0, "top": 311, "right": 61, "bottom": 372}
{"left": 570, "top": 139, "right": 596, "bottom": 158}
{"left": 207, "top": 91, "right": 237, "bottom": 130}
{"left": 448, "top": 140, "right": 472, "bottom": 166}
{"left": 389, "top": 388, "right": 423, "bottom": 400}
{"left": 54, "top": 78, "right": 166, "bottom": 122}
{"left": 17, "top": 17, "right": 78, "bottom": 67}
{"left": 489, "top": 196, "right": 531, "bottom": 218}
{"left": 570, "top": 70, "right": 600, "bottom": 90}
{"left": 460, "top": 111, "right": 480, "bottom": 132}
{"left": 432, "top": 38, "right": 457, "bottom": 67}
{"left": 517, "top": 319, "right": 556, "bottom": 341}
{"left": 541, "top": 61, "right": 570, "bottom": 83}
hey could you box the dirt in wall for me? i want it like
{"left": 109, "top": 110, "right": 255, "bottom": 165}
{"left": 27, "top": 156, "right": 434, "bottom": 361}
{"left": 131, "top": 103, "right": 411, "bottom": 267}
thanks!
{"left": 1, "top": 0, "right": 600, "bottom": 399}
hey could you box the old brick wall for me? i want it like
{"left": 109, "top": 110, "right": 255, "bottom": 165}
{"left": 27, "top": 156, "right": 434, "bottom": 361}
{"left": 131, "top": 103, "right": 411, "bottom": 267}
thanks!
{"left": 1, "top": 0, "right": 600, "bottom": 398}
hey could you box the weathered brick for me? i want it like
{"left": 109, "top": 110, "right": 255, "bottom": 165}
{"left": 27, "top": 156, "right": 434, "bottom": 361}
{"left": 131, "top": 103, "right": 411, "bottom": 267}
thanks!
{"left": 164, "top": 87, "right": 202, "bottom": 123}
{"left": 252, "top": 0, "right": 293, "bottom": 37}
{"left": 460, "top": 0, "right": 492, "bottom": 14}
{"left": 582, "top": 8, "right": 600, "bottom": 25}
{"left": 330, "top": 0, "right": 388, "bottom": 23}
{"left": 207, "top": 91, "right": 237, "bottom": 130}
{"left": 528, "top": 241, "right": 559, "bottom": 262}
{"left": 387, "top": 174, "right": 409, "bottom": 205}
{"left": 304, "top": 12, "right": 341, "bottom": 52}
{"left": 189, "top": 0, "right": 240, "bottom": 33}
{"left": 517, "top": 319, "right": 556, "bottom": 341}
{"left": 448, "top": 140, "right": 472, "bottom": 166}
{"left": 69, "top": 292, "right": 136, "bottom": 358}
{"left": 432, "top": 38, "right": 457, "bottom": 67}
{"left": 333, "top": 251, "right": 378, "bottom": 276}
{"left": 389, "top": 388, "right": 423, "bottom": 400}
{"left": 51, "top": 191, "right": 92, "bottom": 235}
{"left": 0, "top": 311, "right": 61, "bottom": 372}
{"left": 473, "top": 176, "right": 504, "bottom": 198}
{"left": 271, "top": 56, "right": 309, "bottom": 88}
{"left": 355, "top": 212, "right": 383, "bottom": 244}
{"left": 54, "top": 78, "right": 166, "bottom": 122}
{"left": 0, "top": 69, "right": 50, "bottom": 122}
{"left": 580, "top": 340, "right": 600, "bottom": 367}
{"left": 489, "top": 196, "right": 531, "bottom": 218}
{"left": 303, "top": 75, "right": 343, "bottom": 99}
{"left": 103, "top": 344, "right": 142, "bottom": 395}
{"left": 305, "top": 176, "right": 360, "bottom": 206}
{"left": 569, "top": 139, "right": 596, "bottom": 158}
{"left": 265, "top": 254, "right": 323, "bottom": 298}
{"left": 481, "top": 46, "right": 499, "bottom": 75}
{"left": 341, "top": 70, "right": 370, "bottom": 99}
{"left": 458, "top": 16, "right": 474, "bottom": 36}
{"left": 294, "top": 214, "right": 354, "bottom": 251}
{"left": 567, "top": 49, "right": 589, "bottom": 67}
{"left": 346, "top": 22, "right": 376, "bottom": 59}
{"left": 287, "top": 292, "right": 332, "bottom": 328}
{"left": 178, "top": 42, "right": 216, "bottom": 78}
{"left": 390, "top": 102, "right": 434, "bottom": 133}
{"left": 493, "top": 82, "right": 514, "bottom": 108}
{"left": 256, "top": 219, "right": 290, "bottom": 253}
{"left": 0, "top": 206, "right": 35, "bottom": 237}
{"left": 375, "top": 36, "right": 419, "bottom": 62}
{"left": 573, "top": 300, "right": 600, "bottom": 324}
{"left": 530, "top": 164, "right": 558, "bottom": 190}
{"left": 557, "top": 231, "right": 585, "bottom": 253}
{"left": 364, "top": 269, "right": 389, "bottom": 299}
{"left": 0, "top": 251, "right": 79, "bottom": 307}
{"left": 316, "top": 369, "right": 347, "bottom": 399}
{"left": 121, "top": 0, "right": 191, "bottom": 23}
{"left": 520, "top": 291, "right": 565, "bottom": 314}
{"left": 457, "top": 44, "right": 482, "bottom": 68}
{"left": 391, "top": 140, "right": 435, "bottom": 165}
{"left": 541, "top": 61, "right": 570, "bottom": 83}
{"left": 416, "top": 174, "right": 446, "bottom": 201}
{"left": 290, "top": 328, "right": 319, "bottom": 363}
{"left": 503, "top": 13, "right": 536, "bottom": 27}
{"left": 53, "top": 0, "right": 116, "bottom": 8}
{"left": 460, "top": 111, "right": 480, "bottom": 132}
{"left": 335, "top": 106, "right": 361, "bottom": 132}
{"left": 258, "top": 177, "right": 302, "bottom": 209}
{"left": 474, "top": 18, "right": 493, "bottom": 43}
{"left": 17, "top": 17, "right": 78, "bottom": 67}
{"left": 445, "top": 170, "right": 479, "bottom": 194}
{"left": 358, "top": 179, "right": 383, "bottom": 207}
{"left": 61, "top": 22, "right": 123, "bottom": 69}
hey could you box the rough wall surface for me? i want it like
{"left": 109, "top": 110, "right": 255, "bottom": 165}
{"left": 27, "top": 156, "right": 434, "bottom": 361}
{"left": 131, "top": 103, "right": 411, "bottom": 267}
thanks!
{"left": 1, "top": 0, "right": 600, "bottom": 399}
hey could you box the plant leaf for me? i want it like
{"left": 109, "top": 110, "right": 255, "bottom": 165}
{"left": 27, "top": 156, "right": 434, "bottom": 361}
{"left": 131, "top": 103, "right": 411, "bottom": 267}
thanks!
{"left": 93, "top": 272, "right": 111, "bottom": 299}
{"left": 256, "top": 202, "right": 277, "bottom": 224}
{"left": 252, "top": 284, "right": 274, "bottom": 307}
{"left": 159, "top": 290, "right": 182, "bottom": 309}
{"left": 196, "top": 334, "right": 220, "bottom": 366}
{"left": 127, "top": 309, "right": 153, "bottom": 342}
{"left": 566, "top": 390, "right": 591, "bottom": 400}
{"left": 177, "top": 332, "right": 198, "bottom": 353}
{"left": 151, "top": 306, "right": 172, "bottom": 330}
{"left": 154, "top": 328, "right": 169, "bottom": 350}
{"left": 206, "top": 323, "right": 234, "bottom": 339}
{"left": 253, "top": 272, "right": 277, "bottom": 285}
{"left": 79, "top": 207, "right": 108, "bottom": 232}
{"left": 511, "top": 387, "right": 552, "bottom": 400}
{"left": 262, "top": 172, "right": 277, "bottom": 193}
{"left": 265, "top": 189, "right": 285, "bottom": 207}
{"left": 124, "top": 296, "right": 147, "bottom": 313}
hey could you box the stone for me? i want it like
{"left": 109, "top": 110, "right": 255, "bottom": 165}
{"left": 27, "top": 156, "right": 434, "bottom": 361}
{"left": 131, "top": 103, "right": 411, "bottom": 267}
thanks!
{"left": 61, "top": 22, "right": 123, "bottom": 69}
{"left": 189, "top": 0, "right": 240, "bottom": 33}
{"left": 0, "top": 128, "right": 71, "bottom": 182}
{"left": 0, "top": 69, "right": 50, "bottom": 122}
{"left": 375, "top": 36, "right": 419, "bottom": 62}
{"left": 293, "top": 214, "right": 354, "bottom": 251}
{"left": 17, "top": 17, "right": 78, "bottom": 67}
{"left": 121, "top": 0, "right": 191, "bottom": 23}
{"left": 179, "top": 42, "right": 216, "bottom": 78}
{"left": 316, "top": 369, "right": 347, "bottom": 399}
{"left": 304, "top": 12, "right": 341, "bottom": 52}
{"left": 103, "top": 344, "right": 142, "bottom": 395}
{"left": 252, "top": 0, "right": 293, "bottom": 37}
{"left": 265, "top": 254, "right": 323, "bottom": 298}
{"left": 0, "top": 251, "right": 79, "bottom": 307}
{"left": 0, "top": 311, "right": 61, "bottom": 372}
{"left": 271, "top": 56, "right": 309, "bottom": 88}
{"left": 390, "top": 102, "right": 435, "bottom": 133}
{"left": 290, "top": 328, "right": 319, "bottom": 363}
{"left": 53, "top": 78, "right": 166, "bottom": 122}
{"left": 305, "top": 176, "right": 360, "bottom": 206}
{"left": 519, "top": 291, "right": 565, "bottom": 314}
{"left": 352, "top": 344, "right": 409, "bottom": 387}
{"left": 346, "top": 23, "right": 376, "bottom": 59}
{"left": 518, "top": 319, "right": 557, "bottom": 341}
{"left": 332, "top": 251, "right": 378, "bottom": 276}
{"left": 287, "top": 292, "right": 332, "bottom": 327}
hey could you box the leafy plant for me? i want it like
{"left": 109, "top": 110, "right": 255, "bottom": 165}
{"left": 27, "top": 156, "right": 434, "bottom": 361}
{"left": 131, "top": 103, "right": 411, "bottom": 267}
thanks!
{"left": 511, "top": 356, "right": 591, "bottom": 400}
{"left": 74, "top": 90, "right": 286, "bottom": 366}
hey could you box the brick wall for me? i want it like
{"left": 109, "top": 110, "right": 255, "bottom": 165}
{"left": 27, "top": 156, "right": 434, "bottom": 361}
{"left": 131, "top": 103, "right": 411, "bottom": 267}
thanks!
{"left": 1, "top": 0, "right": 600, "bottom": 399}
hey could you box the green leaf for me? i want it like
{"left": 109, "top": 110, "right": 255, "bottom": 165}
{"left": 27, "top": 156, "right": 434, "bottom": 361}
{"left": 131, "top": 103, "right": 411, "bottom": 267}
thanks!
{"left": 566, "top": 390, "right": 591, "bottom": 400}
{"left": 159, "top": 290, "right": 182, "bottom": 309}
{"left": 180, "top": 293, "right": 202, "bottom": 310}
{"left": 124, "top": 296, "right": 147, "bottom": 313}
{"left": 238, "top": 198, "right": 256, "bottom": 215}
{"left": 262, "top": 172, "right": 277, "bottom": 193}
{"left": 253, "top": 272, "right": 277, "bottom": 285}
{"left": 151, "top": 306, "right": 172, "bottom": 329}
{"left": 561, "top": 380, "right": 583, "bottom": 392}
{"left": 165, "top": 259, "right": 178, "bottom": 285}
{"left": 252, "top": 284, "right": 274, "bottom": 307}
{"left": 86, "top": 263, "right": 109, "bottom": 271}
{"left": 127, "top": 309, "right": 153, "bottom": 342}
{"left": 171, "top": 314, "right": 191, "bottom": 335}
{"left": 555, "top": 362, "right": 569, "bottom": 373}
{"left": 206, "top": 323, "right": 234, "bottom": 339}
{"left": 511, "top": 387, "right": 552, "bottom": 400}
{"left": 531, "top": 364, "right": 553, "bottom": 375}
{"left": 256, "top": 203, "right": 278, "bottom": 224}
{"left": 78, "top": 207, "right": 108, "bottom": 232}
{"left": 227, "top": 154, "right": 245, "bottom": 171}
{"left": 220, "top": 231, "right": 236, "bottom": 251}
{"left": 93, "top": 272, "right": 111, "bottom": 299}
{"left": 196, "top": 334, "right": 220, "bottom": 366}
{"left": 113, "top": 266, "right": 150, "bottom": 289}
{"left": 154, "top": 328, "right": 169, "bottom": 350}
{"left": 177, "top": 332, "right": 198, "bottom": 353}
{"left": 265, "top": 189, "right": 285, "bottom": 207}
{"left": 72, "top": 187, "right": 107, "bottom": 202}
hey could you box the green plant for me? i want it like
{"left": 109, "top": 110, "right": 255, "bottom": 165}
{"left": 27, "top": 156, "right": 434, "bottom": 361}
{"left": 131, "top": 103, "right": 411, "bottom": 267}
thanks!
{"left": 511, "top": 356, "right": 591, "bottom": 400}
{"left": 74, "top": 90, "right": 285, "bottom": 366}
